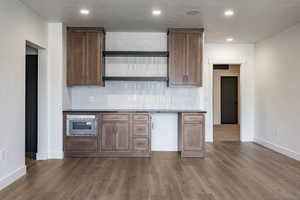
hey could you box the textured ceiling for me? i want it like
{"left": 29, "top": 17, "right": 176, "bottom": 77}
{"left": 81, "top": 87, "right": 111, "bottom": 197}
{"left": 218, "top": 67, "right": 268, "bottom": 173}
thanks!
{"left": 20, "top": 0, "right": 300, "bottom": 43}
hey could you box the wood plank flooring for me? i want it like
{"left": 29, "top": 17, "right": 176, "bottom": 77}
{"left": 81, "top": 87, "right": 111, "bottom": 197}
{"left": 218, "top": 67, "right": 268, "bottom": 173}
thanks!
{"left": 214, "top": 124, "right": 240, "bottom": 141}
{"left": 1, "top": 142, "right": 300, "bottom": 200}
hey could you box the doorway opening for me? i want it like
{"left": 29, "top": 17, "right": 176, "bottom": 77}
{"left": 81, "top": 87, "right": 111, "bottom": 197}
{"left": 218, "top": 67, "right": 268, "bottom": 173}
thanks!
{"left": 25, "top": 45, "right": 38, "bottom": 168}
{"left": 213, "top": 64, "right": 240, "bottom": 142}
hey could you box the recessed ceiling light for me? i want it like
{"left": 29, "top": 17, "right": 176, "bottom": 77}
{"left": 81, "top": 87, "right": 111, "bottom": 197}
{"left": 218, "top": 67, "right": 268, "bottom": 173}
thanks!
{"left": 152, "top": 9, "right": 161, "bottom": 16}
{"left": 226, "top": 38, "right": 234, "bottom": 42}
{"left": 80, "top": 9, "right": 90, "bottom": 15}
{"left": 224, "top": 10, "right": 234, "bottom": 16}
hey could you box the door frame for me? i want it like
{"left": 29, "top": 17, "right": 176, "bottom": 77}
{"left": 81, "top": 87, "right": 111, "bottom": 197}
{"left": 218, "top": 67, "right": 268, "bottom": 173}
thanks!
{"left": 25, "top": 40, "right": 47, "bottom": 160}
{"left": 208, "top": 59, "right": 244, "bottom": 142}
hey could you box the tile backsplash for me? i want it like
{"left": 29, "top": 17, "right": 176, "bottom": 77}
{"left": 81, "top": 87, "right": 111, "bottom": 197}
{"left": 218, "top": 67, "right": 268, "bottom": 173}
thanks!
{"left": 105, "top": 57, "right": 168, "bottom": 77}
{"left": 71, "top": 81, "right": 201, "bottom": 110}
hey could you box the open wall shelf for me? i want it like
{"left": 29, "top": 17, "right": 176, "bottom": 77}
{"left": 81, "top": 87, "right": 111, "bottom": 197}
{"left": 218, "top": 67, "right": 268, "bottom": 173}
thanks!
{"left": 103, "top": 76, "right": 168, "bottom": 82}
{"left": 103, "top": 51, "right": 169, "bottom": 57}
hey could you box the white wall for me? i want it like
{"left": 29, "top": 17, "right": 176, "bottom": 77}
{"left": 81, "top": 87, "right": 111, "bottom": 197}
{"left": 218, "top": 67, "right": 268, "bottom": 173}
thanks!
{"left": 254, "top": 23, "right": 300, "bottom": 161}
{"left": 0, "top": 0, "right": 47, "bottom": 190}
{"left": 44, "top": 23, "right": 68, "bottom": 159}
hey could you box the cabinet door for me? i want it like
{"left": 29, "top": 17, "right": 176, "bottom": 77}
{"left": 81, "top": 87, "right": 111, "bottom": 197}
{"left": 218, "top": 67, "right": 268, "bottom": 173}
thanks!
{"left": 67, "top": 31, "right": 86, "bottom": 85}
{"left": 115, "top": 122, "right": 130, "bottom": 152}
{"left": 101, "top": 122, "right": 115, "bottom": 151}
{"left": 64, "top": 136, "right": 98, "bottom": 153}
{"left": 86, "top": 31, "right": 103, "bottom": 85}
{"left": 169, "top": 32, "right": 187, "bottom": 86}
{"left": 186, "top": 33, "right": 202, "bottom": 86}
{"left": 183, "top": 123, "right": 203, "bottom": 151}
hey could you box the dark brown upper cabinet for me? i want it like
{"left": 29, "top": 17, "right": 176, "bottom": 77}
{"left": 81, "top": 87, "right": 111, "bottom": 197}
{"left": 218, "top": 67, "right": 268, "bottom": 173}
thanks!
{"left": 67, "top": 27, "right": 105, "bottom": 86}
{"left": 168, "top": 28, "right": 204, "bottom": 87}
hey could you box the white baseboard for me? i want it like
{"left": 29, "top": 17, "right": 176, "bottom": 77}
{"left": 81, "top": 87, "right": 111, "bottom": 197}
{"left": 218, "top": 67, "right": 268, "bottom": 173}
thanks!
{"left": 37, "top": 151, "right": 64, "bottom": 160}
{"left": 48, "top": 151, "right": 64, "bottom": 159}
{"left": 0, "top": 166, "right": 26, "bottom": 191}
{"left": 254, "top": 138, "right": 300, "bottom": 161}
{"left": 241, "top": 139, "right": 254, "bottom": 142}
{"left": 36, "top": 152, "right": 48, "bottom": 160}
{"left": 152, "top": 147, "right": 178, "bottom": 151}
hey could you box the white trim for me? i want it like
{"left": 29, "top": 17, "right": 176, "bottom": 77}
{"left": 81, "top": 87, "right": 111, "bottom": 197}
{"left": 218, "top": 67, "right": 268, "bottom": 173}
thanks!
{"left": 209, "top": 59, "right": 246, "bottom": 142}
{"left": 152, "top": 148, "right": 178, "bottom": 151}
{"left": 206, "top": 138, "right": 213, "bottom": 142}
{"left": 48, "top": 151, "right": 64, "bottom": 159}
{"left": 36, "top": 152, "right": 48, "bottom": 160}
{"left": 208, "top": 59, "right": 246, "bottom": 65}
{"left": 240, "top": 138, "right": 253, "bottom": 142}
{"left": 37, "top": 151, "right": 64, "bottom": 160}
{"left": 254, "top": 138, "right": 300, "bottom": 161}
{"left": 0, "top": 166, "right": 26, "bottom": 191}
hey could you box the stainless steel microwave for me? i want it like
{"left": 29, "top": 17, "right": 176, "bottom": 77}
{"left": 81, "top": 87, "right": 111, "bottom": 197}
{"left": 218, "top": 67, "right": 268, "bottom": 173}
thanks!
{"left": 67, "top": 115, "right": 97, "bottom": 136}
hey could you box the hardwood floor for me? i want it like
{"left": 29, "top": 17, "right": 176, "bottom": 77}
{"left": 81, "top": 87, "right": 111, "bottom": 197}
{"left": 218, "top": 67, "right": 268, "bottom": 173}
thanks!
{"left": 214, "top": 124, "right": 240, "bottom": 141}
{"left": 1, "top": 142, "right": 300, "bottom": 200}
{"left": 25, "top": 155, "right": 36, "bottom": 169}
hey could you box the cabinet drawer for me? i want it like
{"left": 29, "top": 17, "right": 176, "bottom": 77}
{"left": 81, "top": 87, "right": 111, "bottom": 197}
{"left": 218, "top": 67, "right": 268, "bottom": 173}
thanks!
{"left": 65, "top": 137, "right": 98, "bottom": 152}
{"left": 133, "top": 138, "right": 149, "bottom": 152}
{"left": 102, "top": 114, "right": 129, "bottom": 121}
{"left": 183, "top": 114, "right": 203, "bottom": 123}
{"left": 133, "top": 114, "right": 149, "bottom": 122}
{"left": 133, "top": 124, "right": 149, "bottom": 136}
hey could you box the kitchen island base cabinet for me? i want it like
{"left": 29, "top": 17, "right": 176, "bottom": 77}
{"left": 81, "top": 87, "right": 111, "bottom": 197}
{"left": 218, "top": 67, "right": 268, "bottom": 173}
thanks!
{"left": 179, "top": 113, "right": 205, "bottom": 158}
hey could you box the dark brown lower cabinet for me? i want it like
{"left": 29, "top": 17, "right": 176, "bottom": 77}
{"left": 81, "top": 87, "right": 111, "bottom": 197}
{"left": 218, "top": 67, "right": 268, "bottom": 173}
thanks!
{"left": 133, "top": 138, "right": 149, "bottom": 152}
{"left": 101, "top": 122, "right": 115, "bottom": 151}
{"left": 64, "top": 136, "right": 98, "bottom": 153}
{"left": 64, "top": 112, "right": 205, "bottom": 158}
{"left": 115, "top": 122, "right": 130, "bottom": 151}
{"left": 64, "top": 113, "right": 151, "bottom": 157}
{"left": 179, "top": 113, "right": 205, "bottom": 157}
{"left": 101, "top": 121, "right": 130, "bottom": 152}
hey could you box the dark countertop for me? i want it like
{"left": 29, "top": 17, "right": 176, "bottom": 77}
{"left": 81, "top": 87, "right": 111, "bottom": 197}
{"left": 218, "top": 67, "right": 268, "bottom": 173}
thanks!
{"left": 63, "top": 109, "right": 207, "bottom": 113}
